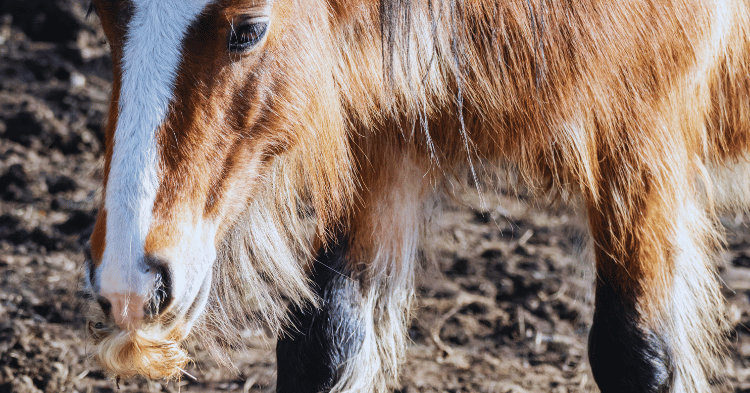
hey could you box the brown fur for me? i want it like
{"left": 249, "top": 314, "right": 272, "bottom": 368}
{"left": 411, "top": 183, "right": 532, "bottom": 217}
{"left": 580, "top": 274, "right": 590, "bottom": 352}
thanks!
{"left": 86, "top": 0, "right": 750, "bottom": 390}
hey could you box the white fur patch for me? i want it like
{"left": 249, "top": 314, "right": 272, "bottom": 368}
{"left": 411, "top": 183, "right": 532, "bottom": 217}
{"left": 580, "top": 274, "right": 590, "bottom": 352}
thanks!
{"left": 333, "top": 153, "right": 430, "bottom": 393}
{"left": 664, "top": 195, "right": 725, "bottom": 393}
{"left": 99, "top": 0, "right": 212, "bottom": 297}
{"left": 707, "top": 157, "right": 750, "bottom": 213}
{"left": 155, "top": 218, "right": 219, "bottom": 333}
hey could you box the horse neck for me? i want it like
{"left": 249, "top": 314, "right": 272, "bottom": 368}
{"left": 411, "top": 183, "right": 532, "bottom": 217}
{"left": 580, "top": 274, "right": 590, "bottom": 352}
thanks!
{"left": 332, "top": 1, "right": 545, "bottom": 136}
{"left": 330, "top": 1, "right": 519, "bottom": 172}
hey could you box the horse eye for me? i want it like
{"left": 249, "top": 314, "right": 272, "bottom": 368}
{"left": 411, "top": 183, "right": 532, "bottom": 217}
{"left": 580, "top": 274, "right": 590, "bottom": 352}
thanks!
{"left": 228, "top": 19, "right": 268, "bottom": 52}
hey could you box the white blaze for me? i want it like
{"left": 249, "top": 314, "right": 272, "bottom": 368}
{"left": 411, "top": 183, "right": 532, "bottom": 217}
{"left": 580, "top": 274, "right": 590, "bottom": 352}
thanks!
{"left": 99, "top": 0, "right": 212, "bottom": 297}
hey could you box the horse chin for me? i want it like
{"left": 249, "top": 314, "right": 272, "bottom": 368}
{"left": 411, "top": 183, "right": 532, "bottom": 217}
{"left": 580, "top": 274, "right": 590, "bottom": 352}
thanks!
{"left": 91, "top": 327, "right": 190, "bottom": 380}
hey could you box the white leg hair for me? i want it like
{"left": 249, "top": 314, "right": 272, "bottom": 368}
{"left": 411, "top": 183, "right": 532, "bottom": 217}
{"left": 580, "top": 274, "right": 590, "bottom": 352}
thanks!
{"left": 331, "top": 154, "right": 434, "bottom": 393}
{"left": 662, "top": 194, "right": 727, "bottom": 392}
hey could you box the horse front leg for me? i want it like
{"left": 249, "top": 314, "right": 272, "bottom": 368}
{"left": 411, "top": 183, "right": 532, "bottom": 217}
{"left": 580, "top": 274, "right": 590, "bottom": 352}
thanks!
{"left": 587, "top": 188, "right": 726, "bottom": 393}
{"left": 276, "top": 240, "right": 366, "bottom": 393}
{"left": 276, "top": 149, "right": 430, "bottom": 393}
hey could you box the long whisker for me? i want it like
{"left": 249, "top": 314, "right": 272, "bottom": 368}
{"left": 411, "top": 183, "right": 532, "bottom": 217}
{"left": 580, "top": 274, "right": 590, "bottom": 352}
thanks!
{"left": 176, "top": 367, "right": 198, "bottom": 382}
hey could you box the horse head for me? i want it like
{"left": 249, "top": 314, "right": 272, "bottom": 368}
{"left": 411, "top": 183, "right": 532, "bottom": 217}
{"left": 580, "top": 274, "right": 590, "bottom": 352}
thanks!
{"left": 85, "top": 0, "right": 353, "bottom": 379}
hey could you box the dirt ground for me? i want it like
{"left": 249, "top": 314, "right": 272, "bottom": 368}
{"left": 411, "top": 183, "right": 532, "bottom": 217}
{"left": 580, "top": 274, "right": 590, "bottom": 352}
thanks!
{"left": 2, "top": 2, "right": 750, "bottom": 392}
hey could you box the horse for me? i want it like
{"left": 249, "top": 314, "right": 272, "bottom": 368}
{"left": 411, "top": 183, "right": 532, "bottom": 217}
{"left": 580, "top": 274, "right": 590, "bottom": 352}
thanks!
{"left": 82, "top": 0, "right": 750, "bottom": 391}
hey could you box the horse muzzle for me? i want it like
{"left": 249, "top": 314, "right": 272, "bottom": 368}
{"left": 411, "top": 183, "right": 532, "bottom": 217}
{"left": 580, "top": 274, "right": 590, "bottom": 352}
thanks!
{"left": 86, "top": 254, "right": 213, "bottom": 379}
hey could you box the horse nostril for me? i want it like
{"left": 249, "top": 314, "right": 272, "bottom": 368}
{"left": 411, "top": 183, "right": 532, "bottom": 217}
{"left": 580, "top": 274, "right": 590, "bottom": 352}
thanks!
{"left": 145, "top": 278, "right": 170, "bottom": 318}
{"left": 144, "top": 256, "right": 173, "bottom": 318}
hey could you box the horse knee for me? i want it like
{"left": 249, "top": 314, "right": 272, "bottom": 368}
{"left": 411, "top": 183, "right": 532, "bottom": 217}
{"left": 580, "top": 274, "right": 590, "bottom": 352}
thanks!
{"left": 588, "top": 283, "right": 672, "bottom": 393}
